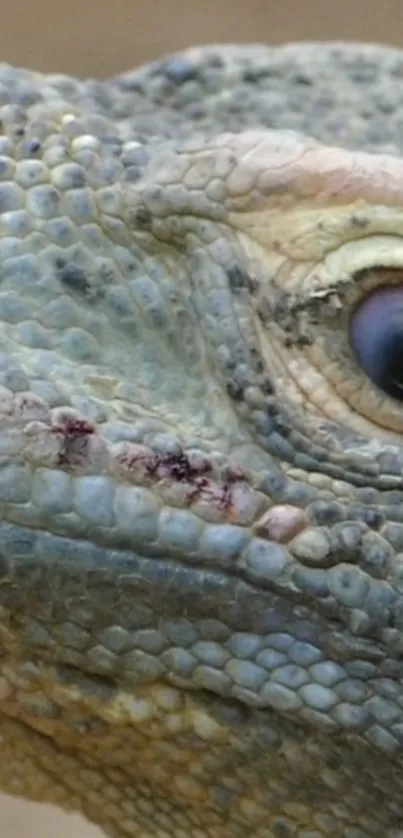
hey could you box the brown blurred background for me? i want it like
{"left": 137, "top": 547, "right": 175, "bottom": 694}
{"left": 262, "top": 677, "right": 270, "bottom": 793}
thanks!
{"left": 2, "top": 0, "right": 403, "bottom": 76}
{"left": 1, "top": 0, "right": 403, "bottom": 834}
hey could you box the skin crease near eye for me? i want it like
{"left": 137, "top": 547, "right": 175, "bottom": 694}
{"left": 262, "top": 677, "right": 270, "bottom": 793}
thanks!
{"left": 350, "top": 285, "right": 403, "bottom": 401}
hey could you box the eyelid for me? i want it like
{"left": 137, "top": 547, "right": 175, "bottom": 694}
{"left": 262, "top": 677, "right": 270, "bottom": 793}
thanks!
{"left": 252, "top": 234, "right": 403, "bottom": 441}
{"left": 302, "top": 235, "right": 403, "bottom": 297}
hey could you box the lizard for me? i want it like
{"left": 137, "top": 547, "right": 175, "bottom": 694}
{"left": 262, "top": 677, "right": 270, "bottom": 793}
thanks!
{"left": 1, "top": 38, "right": 403, "bottom": 838}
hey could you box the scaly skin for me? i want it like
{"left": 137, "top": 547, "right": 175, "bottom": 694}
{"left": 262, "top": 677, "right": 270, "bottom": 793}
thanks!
{"left": 2, "top": 41, "right": 403, "bottom": 837}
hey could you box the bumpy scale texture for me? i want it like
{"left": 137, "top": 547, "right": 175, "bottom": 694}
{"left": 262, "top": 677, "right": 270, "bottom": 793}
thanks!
{"left": 1, "top": 41, "right": 403, "bottom": 837}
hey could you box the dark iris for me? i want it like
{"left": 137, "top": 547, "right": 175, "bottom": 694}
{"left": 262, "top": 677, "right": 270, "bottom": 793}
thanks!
{"left": 350, "top": 286, "right": 403, "bottom": 401}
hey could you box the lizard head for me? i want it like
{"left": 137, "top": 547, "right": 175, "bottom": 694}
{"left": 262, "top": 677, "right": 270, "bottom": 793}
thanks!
{"left": 0, "top": 44, "right": 402, "bottom": 834}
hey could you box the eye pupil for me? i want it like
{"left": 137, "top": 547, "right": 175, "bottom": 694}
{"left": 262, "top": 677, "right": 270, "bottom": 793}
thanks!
{"left": 350, "top": 286, "right": 403, "bottom": 402}
{"left": 384, "top": 333, "right": 403, "bottom": 398}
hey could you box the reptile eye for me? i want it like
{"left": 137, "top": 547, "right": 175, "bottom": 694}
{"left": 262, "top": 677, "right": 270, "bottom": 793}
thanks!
{"left": 350, "top": 286, "right": 403, "bottom": 401}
